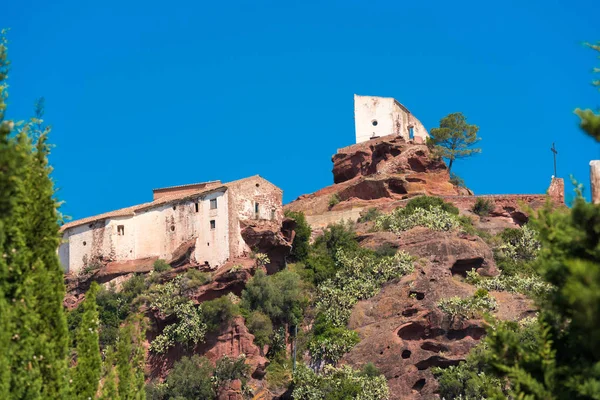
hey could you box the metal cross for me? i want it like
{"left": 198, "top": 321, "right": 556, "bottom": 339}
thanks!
{"left": 551, "top": 142, "right": 558, "bottom": 177}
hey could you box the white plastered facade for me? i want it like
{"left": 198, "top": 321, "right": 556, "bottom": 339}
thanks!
{"left": 354, "top": 94, "right": 429, "bottom": 144}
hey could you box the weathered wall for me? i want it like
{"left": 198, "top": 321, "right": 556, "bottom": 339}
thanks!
{"left": 61, "top": 190, "right": 231, "bottom": 274}
{"left": 226, "top": 176, "right": 284, "bottom": 258}
{"left": 354, "top": 94, "right": 429, "bottom": 144}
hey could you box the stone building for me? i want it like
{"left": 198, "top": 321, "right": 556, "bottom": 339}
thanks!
{"left": 354, "top": 94, "right": 429, "bottom": 144}
{"left": 59, "top": 175, "right": 283, "bottom": 274}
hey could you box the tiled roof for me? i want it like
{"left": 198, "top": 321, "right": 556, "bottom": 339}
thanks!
{"left": 59, "top": 175, "right": 279, "bottom": 233}
{"left": 60, "top": 185, "right": 227, "bottom": 232}
{"left": 152, "top": 180, "right": 221, "bottom": 192}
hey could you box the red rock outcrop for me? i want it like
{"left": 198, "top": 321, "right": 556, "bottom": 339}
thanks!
{"left": 285, "top": 135, "right": 465, "bottom": 219}
{"left": 343, "top": 227, "right": 535, "bottom": 399}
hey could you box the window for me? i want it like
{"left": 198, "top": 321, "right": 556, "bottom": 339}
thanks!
{"left": 172, "top": 205, "right": 176, "bottom": 211}
{"left": 372, "top": 119, "right": 378, "bottom": 126}
{"left": 409, "top": 126, "right": 414, "bottom": 139}
{"left": 171, "top": 225, "right": 175, "bottom": 232}
{"left": 271, "top": 209, "right": 276, "bottom": 220}
{"left": 117, "top": 225, "right": 125, "bottom": 235}
{"left": 254, "top": 202, "right": 259, "bottom": 219}
{"left": 210, "top": 220, "right": 216, "bottom": 230}
{"left": 210, "top": 198, "right": 217, "bottom": 210}
{"left": 195, "top": 202, "right": 199, "bottom": 213}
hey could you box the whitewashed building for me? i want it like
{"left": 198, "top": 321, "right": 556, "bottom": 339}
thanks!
{"left": 59, "top": 175, "right": 283, "bottom": 274}
{"left": 354, "top": 94, "right": 429, "bottom": 144}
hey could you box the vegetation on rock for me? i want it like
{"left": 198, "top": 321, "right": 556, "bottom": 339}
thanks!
{"left": 429, "top": 112, "right": 481, "bottom": 173}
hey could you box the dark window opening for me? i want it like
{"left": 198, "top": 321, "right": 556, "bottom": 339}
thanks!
{"left": 210, "top": 220, "right": 216, "bottom": 230}
{"left": 172, "top": 205, "right": 176, "bottom": 211}
{"left": 256, "top": 183, "right": 260, "bottom": 187}
{"left": 195, "top": 202, "right": 199, "bottom": 212}
{"left": 372, "top": 119, "right": 378, "bottom": 126}
{"left": 117, "top": 225, "right": 125, "bottom": 235}
{"left": 409, "top": 126, "right": 415, "bottom": 139}
{"left": 254, "top": 202, "right": 259, "bottom": 218}
{"left": 170, "top": 225, "right": 175, "bottom": 232}
{"left": 271, "top": 209, "right": 276, "bottom": 220}
{"left": 210, "top": 198, "right": 217, "bottom": 210}
{"left": 83, "top": 241, "right": 86, "bottom": 246}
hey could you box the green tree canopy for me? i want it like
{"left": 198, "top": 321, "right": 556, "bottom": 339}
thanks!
{"left": 0, "top": 29, "right": 69, "bottom": 399}
{"left": 72, "top": 282, "right": 102, "bottom": 399}
{"left": 575, "top": 41, "right": 600, "bottom": 141}
{"left": 429, "top": 112, "right": 481, "bottom": 173}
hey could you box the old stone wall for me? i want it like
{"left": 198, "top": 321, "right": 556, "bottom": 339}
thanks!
{"left": 61, "top": 189, "right": 231, "bottom": 274}
{"left": 226, "top": 176, "right": 283, "bottom": 258}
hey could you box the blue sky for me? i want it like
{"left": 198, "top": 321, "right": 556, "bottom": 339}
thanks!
{"left": 2, "top": 0, "right": 599, "bottom": 220}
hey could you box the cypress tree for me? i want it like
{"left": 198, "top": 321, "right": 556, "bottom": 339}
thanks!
{"left": 117, "top": 321, "right": 146, "bottom": 400}
{"left": 0, "top": 30, "right": 69, "bottom": 399}
{"left": 99, "top": 347, "right": 120, "bottom": 400}
{"left": 72, "top": 282, "right": 101, "bottom": 399}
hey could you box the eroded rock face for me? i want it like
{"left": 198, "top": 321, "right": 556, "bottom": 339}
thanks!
{"left": 332, "top": 136, "right": 449, "bottom": 185}
{"left": 148, "top": 316, "right": 267, "bottom": 382}
{"left": 343, "top": 246, "right": 535, "bottom": 400}
{"left": 285, "top": 135, "right": 464, "bottom": 219}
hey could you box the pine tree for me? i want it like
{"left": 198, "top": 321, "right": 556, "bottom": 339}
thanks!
{"left": 0, "top": 29, "right": 69, "bottom": 399}
{"left": 575, "top": 41, "right": 600, "bottom": 141}
{"left": 72, "top": 282, "right": 102, "bottom": 399}
{"left": 429, "top": 112, "right": 481, "bottom": 173}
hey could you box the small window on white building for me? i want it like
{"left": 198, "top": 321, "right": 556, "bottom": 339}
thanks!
{"left": 210, "top": 198, "right": 217, "bottom": 210}
{"left": 210, "top": 220, "right": 216, "bottom": 230}
{"left": 117, "top": 225, "right": 125, "bottom": 235}
{"left": 372, "top": 119, "right": 378, "bottom": 126}
{"left": 271, "top": 209, "right": 276, "bottom": 220}
{"left": 195, "top": 202, "right": 199, "bottom": 213}
{"left": 254, "top": 202, "right": 259, "bottom": 219}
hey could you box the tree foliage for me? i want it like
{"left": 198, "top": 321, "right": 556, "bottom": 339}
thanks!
{"left": 429, "top": 112, "right": 481, "bottom": 173}
{"left": 285, "top": 210, "right": 312, "bottom": 262}
{"left": 71, "top": 282, "right": 102, "bottom": 400}
{"left": 0, "top": 30, "right": 69, "bottom": 399}
{"left": 575, "top": 41, "right": 600, "bottom": 141}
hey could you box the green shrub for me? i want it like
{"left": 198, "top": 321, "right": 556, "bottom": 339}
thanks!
{"left": 466, "top": 269, "right": 552, "bottom": 297}
{"left": 147, "top": 355, "right": 215, "bottom": 400}
{"left": 309, "top": 315, "right": 360, "bottom": 368}
{"left": 147, "top": 276, "right": 187, "bottom": 315}
{"left": 180, "top": 268, "right": 211, "bottom": 291}
{"left": 202, "top": 295, "right": 238, "bottom": 332}
{"left": 153, "top": 259, "right": 171, "bottom": 273}
{"left": 374, "top": 242, "right": 397, "bottom": 258}
{"left": 406, "top": 195, "right": 459, "bottom": 215}
{"left": 292, "top": 364, "right": 389, "bottom": 400}
{"left": 472, "top": 198, "right": 495, "bottom": 216}
{"left": 241, "top": 269, "right": 306, "bottom": 326}
{"left": 496, "top": 225, "right": 540, "bottom": 263}
{"left": 265, "top": 355, "right": 293, "bottom": 391}
{"left": 449, "top": 172, "right": 466, "bottom": 188}
{"left": 316, "top": 249, "right": 413, "bottom": 328}
{"left": 375, "top": 205, "right": 460, "bottom": 233}
{"left": 149, "top": 301, "right": 206, "bottom": 353}
{"left": 358, "top": 207, "right": 382, "bottom": 223}
{"left": 437, "top": 289, "right": 497, "bottom": 319}
{"left": 328, "top": 193, "right": 341, "bottom": 208}
{"left": 213, "top": 355, "right": 250, "bottom": 390}
{"left": 284, "top": 210, "right": 312, "bottom": 262}
{"left": 246, "top": 310, "right": 273, "bottom": 348}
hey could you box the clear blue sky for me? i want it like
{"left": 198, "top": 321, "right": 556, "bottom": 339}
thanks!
{"left": 3, "top": 0, "right": 599, "bottom": 220}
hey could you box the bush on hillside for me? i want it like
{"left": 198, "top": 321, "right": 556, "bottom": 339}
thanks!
{"left": 405, "top": 195, "right": 459, "bottom": 215}
{"left": 328, "top": 193, "right": 341, "bottom": 208}
{"left": 375, "top": 205, "right": 460, "bottom": 233}
{"left": 472, "top": 198, "right": 495, "bottom": 216}
{"left": 284, "top": 210, "right": 312, "bottom": 262}
{"left": 358, "top": 207, "right": 383, "bottom": 223}
{"left": 437, "top": 289, "right": 497, "bottom": 319}
{"left": 153, "top": 259, "right": 171, "bottom": 273}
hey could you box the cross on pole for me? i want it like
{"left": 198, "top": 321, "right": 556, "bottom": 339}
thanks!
{"left": 551, "top": 142, "right": 558, "bottom": 177}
